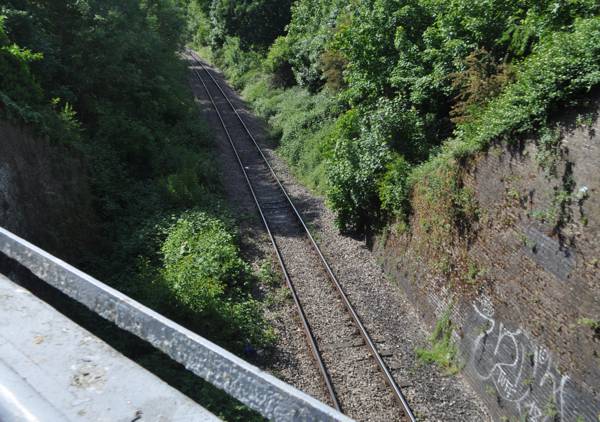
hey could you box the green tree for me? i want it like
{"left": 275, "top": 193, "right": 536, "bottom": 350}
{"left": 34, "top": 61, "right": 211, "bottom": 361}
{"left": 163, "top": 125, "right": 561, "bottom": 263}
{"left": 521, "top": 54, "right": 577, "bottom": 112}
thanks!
{"left": 209, "top": 0, "right": 292, "bottom": 49}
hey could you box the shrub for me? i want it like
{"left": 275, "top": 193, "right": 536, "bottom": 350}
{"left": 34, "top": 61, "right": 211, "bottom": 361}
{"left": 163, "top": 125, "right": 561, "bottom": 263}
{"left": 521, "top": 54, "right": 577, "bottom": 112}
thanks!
{"left": 161, "top": 145, "right": 220, "bottom": 207}
{"left": 242, "top": 75, "right": 339, "bottom": 192}
{"left": 161, "top": 211, "right": 273, "bottom": 350}
{"left": 320, "top": 48, "right": 347, "bottom": 91}
{"left": 379, "top": 154, "right": 411, "bottom": 220}
{"left": 274, "top": 89, "right": 336, "bottom": 154}
{"left": 161, "top": 212, "right": 249, "bottom": 307}
{"left": 450, "top": 48, "right": 514, "bottom": 124}
{"left": 265, "top": 36, "right": 295, "bottom": 88}
{"left": 328, "top": 97, "right": 429, "bottom": 232}
{"left": 327, "top": 109, "right": 389, "bottom": 233}
{"left": 216, "top": 36, "right": 262, "bottom": 87}
{"left": 241, "top": 76, "right": 283, "bottom": 119}
{"left": 455, "top": 17, "right": 600, "bottom": 156}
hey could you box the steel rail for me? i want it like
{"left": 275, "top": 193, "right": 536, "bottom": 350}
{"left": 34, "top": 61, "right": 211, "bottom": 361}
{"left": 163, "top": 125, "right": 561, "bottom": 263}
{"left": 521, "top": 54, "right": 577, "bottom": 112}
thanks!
{"left": 190, "top": 59, "right": 342, "bottom": 412}
{"left": 190, "top": 50, "right": 416, "bottom": 422}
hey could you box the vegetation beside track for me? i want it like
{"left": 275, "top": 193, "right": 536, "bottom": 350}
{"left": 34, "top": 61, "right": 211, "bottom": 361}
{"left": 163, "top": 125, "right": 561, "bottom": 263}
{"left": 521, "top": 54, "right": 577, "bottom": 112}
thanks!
{"left": 3, "top": 0, "right": 600, "bottom": 406}
{"left": 0, "top": 1, "right": 272, "bottom": 419}
{"left": 185, "top": 0, "right": 600, "bottom": 237}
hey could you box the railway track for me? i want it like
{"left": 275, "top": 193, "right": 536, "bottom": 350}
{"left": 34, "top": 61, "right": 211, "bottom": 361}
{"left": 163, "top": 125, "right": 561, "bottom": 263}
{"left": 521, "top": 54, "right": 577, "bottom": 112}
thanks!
{"left": 189, "top": 50, "right": 416, "bottom": 422}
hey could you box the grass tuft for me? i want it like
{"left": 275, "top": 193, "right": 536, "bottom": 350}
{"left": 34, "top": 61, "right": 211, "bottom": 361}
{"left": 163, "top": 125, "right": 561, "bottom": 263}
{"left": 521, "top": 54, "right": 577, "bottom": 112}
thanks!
{"left": 416, "top": 306, "right": 460, "bottom": 375}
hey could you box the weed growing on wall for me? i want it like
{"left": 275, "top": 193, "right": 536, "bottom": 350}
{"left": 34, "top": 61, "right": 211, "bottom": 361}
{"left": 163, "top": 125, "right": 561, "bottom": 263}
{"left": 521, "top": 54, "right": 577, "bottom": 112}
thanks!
{"left": 409, "top": 159, "right": 479, "bottom": 280}
{"left": 416, "top": 305, "right": 460, "bottom": 375}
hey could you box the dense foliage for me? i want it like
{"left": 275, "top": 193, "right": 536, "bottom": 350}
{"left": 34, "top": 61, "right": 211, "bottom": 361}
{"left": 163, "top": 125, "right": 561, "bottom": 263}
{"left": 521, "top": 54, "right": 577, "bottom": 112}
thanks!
{"left": 187, "top": 0, "right": 600, "bottom": 233}
{"left": 160, "top": 211, "right": 273, "bottom": 349}
{"left": 0, "top": 15, "right": 44, "bottom": 124}
{"left": 186, "top": 0, "right": 291, "bottom": 50}
{"left": 1, "top": 1, "right": 272, "bottom": 419}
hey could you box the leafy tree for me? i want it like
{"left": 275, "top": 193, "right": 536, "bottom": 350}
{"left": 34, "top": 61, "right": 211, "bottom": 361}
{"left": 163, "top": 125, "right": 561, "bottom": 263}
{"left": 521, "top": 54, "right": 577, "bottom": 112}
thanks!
{"left": 284, "top": 0, "right": 346, "bottom": 89}
{"left": 327, "top": 109, "right": 387, "bottom": 233}
{"left": 209, "top": 0, "right": 292, "bottom": 50}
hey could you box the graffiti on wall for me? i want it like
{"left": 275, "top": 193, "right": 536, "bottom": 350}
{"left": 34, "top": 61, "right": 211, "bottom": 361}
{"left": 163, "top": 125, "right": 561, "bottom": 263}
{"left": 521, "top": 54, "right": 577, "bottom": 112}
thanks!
{"left": 469, "top": 296, "right": 579, "bottom": 421}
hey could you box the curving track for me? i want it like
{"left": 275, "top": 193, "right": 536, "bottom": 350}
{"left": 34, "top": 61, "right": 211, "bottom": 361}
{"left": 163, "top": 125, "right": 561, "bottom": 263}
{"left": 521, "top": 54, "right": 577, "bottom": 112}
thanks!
{"left": 189, "top": 50, "right": 416, "bottom": 422}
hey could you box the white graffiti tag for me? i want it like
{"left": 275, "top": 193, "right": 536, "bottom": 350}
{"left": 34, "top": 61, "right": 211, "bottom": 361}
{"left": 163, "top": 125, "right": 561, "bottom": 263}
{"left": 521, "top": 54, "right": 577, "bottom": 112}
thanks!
{"left": 470, "top": 300, "right": 571, "bottom": 421}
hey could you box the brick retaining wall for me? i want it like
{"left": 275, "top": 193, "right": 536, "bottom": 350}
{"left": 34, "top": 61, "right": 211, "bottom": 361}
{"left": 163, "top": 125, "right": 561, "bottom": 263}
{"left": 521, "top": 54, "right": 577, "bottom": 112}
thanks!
{"left": 376, "top": 105, "right": 600, "bottom": 421}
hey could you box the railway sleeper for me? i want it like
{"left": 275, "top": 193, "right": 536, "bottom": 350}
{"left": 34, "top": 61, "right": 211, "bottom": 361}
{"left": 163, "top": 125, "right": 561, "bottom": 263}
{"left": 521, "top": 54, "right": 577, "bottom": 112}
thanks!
{"left": 254, "top": 194, "right": 288, "bottom": 204}
{"left": 261, "top": 203, "right": 291, "bottom": 211}
{"left": 264, "top": 212, "right": 295, "bottom": 223}
{"left": 319, "top": 339, "right": 365, "bottom": 352}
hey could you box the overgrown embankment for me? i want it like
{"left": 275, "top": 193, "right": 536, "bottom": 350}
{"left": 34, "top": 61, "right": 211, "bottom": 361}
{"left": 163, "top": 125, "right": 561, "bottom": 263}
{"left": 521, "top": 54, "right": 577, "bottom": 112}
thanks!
{"left": 186, "top": 0, "right": 600, "bottom": 233}
{"left": 377, "top": 100, "right": 600, "bottom": 421}
{"left": 0, "top": 2, "right": 274, "bottom": 420}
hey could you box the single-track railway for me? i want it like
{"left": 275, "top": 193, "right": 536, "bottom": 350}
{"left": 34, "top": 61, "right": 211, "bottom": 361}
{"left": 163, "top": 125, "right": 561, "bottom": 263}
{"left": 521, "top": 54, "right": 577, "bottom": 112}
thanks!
{"left": 189, "top": 50, "right": 416, "bottom": 422}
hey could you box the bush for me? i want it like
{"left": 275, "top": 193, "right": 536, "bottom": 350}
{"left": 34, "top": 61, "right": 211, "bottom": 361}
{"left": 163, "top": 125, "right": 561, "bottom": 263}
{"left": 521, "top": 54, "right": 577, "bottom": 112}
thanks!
{"left": 320, "top": 48, "right": 347, "bottom": 91}
{"left": 161, "top": 211, "right": 273, "bottom": 350}
{"left": 265, "top": 36, "right": 295, "bottom": 88}
{"left": 161, "top": 212, "right": 249, "bottom": 308}
{"left": 241, "top": 76, "right": 284, "bottom": 118}
{"left": 327, "top": 97, "right": 429, "bottom": 231}
{"left": 216, "top": 36, "right": 262, "bottom": 87}
{"left": 454, "top": 16, "right": 600, "bottom": 155}
{"left": 240, "top": 70, "right": 339, "bottom": 192}
{"left": 379, "top": 154, "right": 411, "bottom": 220}
{"left": 449, "top": 48, "right": 514, "bottom": 124}
{"left": 327, "top": 109, "right": 389, "bottom": 233}
{"left": 161, "top": 146, "right": 220, "bottom": 207}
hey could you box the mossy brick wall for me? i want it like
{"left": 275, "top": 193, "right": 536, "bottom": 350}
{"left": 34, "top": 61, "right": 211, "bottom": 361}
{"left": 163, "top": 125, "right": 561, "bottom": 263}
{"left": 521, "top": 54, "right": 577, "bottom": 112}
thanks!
{"left": 376, "top": 104, "right": 600, "bottom": 421}
{"left": 0, "top": 121, "right": 97, "bottom": 264}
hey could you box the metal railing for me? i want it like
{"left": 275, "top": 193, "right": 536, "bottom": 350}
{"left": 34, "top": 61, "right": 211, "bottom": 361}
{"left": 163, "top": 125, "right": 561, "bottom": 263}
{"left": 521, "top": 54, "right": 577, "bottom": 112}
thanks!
{"left": 0, "top": 226, "right": 353, "bottom": 422}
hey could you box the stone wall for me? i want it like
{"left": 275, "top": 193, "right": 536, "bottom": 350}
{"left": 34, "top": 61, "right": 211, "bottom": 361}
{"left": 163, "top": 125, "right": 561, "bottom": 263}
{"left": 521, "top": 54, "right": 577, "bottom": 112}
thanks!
{"left": 376, "top": 104, "right": 600, "bottom": 421}
{"left": 0, "top": 121, "right": 97, "bottom": 264}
